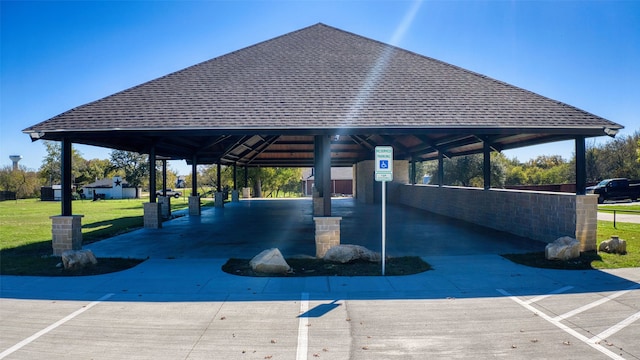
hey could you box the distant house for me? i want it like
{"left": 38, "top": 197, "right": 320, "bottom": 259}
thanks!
{"left": 81, "top": 177, "right": 138, "bottom": 199}
{"left": 301, "top": 167, "right": 353, "bottom": 197}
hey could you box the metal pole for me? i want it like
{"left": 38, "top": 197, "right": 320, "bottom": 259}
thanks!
{"left": 382, "top": 180, "right": 386, "bottom": 276}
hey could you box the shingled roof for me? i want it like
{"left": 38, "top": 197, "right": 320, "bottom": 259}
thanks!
{"left": 23, "top": 23, "right": 622, "bottom": 166}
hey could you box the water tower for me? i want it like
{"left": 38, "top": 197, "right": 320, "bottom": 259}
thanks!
{"left": 9, "top": 155, "right": 22, "bottom": 171}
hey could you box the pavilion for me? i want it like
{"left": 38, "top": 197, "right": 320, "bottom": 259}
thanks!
{"left": 23, "top": 24, "right": 623, "bottom": 256}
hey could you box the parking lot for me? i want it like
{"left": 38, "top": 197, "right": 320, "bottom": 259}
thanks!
{"left": 2, "top": 255, "right": 639, "bottom": 359}
{"left": 1, "top": 199, "right": 639, "bottom": 359}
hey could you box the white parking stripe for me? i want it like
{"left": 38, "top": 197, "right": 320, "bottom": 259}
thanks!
{"left": 524, "top": 286, "right": 574, "bottom": 304}
{"left": 0, "top": 293, "right": 114, "bottom": 359}
{"left": 497, "top": 289, "right": 626, "bottom": 360}
{"left": 554, "top": 284, "right": 640, "bottom": 321}
{"left": 590, "top": 310, "right": 640, "bottom": 343}
{"left": 296, "top": 292, "right": 310, "bottom": 360}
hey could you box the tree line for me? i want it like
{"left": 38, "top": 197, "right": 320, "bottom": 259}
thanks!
{"left": 421, "top": 131, "right": 639, "bottom": 187}
{"left": 1, "top": 132, "right": 638, "bottom": 199}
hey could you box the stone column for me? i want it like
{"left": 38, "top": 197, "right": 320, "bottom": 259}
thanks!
{"left": 143, "top": 202, "right": 162, "bottom": 229}
{"left": 215, "top": 192, "right": 225, "bottom": 208}
{"left": 575, "top": 194, "right": 598, "bottom": 251}
{"left": 231, "top": 189, "right": 240, "bottom": 202}
{"left": 51, "top": 215, "right": 83, "bottom": 256}
{"left": 188, "top": 196, "right": 201, "bottom": 216}
{"left": 314, "top": 216, "right": 342, "bottom": 258}
{"left": 158, "top": 196, "right": 171, "bottom": 219}
{"left": 242, "top": 187, "right": 251, "bottom": 198}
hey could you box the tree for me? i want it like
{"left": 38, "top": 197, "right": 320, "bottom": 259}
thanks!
{"left": 75, "top": 158, "right": 115, "bottom": 185}
{"left": 0, "top": 165, "right": 42, "bottom": 198}
{"left": 423, "top": 153, "right": 506, "bottom": 188}
{"left": 109, "top": 150, "right": 149, "bottom": 197}
{"left": 38, "top": 141, "right": 85, "bottom": 186}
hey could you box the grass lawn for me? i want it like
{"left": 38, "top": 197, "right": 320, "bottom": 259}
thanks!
{"left": 0, "top": 197, "right": 197, "bottom": 275}
{"left": 503, "top": 220, "right": 639, "bottom": 270}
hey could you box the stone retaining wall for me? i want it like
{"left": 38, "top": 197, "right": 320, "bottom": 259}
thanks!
{"left": 388, "top": 184, "right": 598, "bottom": 251}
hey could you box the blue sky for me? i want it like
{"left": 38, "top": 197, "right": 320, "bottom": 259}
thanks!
{"left": 1, "top": 0, "right": 638, "bottom": 175}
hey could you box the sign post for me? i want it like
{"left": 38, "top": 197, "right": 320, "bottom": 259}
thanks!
{"left": 375, "top": 146, "right": 393, "bottom": 275}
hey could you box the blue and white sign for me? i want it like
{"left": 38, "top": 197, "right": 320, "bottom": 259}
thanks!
{"left": 375, "top": 146, "right": 393, "bottom": 182}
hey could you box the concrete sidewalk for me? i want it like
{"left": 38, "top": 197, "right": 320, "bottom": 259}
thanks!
{"left": 2, "top": 198, "right": 639, "bottom": 359}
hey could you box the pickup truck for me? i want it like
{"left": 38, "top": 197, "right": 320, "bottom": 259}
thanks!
{"left": 587, "top": 178, "right": 640, "bottom": 203}
{"left": 155, "top": 189, "right": 182, "bottom": 198}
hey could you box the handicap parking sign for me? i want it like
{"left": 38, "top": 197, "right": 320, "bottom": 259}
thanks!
{"left": 379, "top": 159, "right": 389, "bottom": 169}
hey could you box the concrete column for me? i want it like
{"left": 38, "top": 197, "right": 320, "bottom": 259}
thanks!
{"left": 51, "top": 215, "right": 83, "bottom": 256}
{"left": 143, "top": 202, "right": 162, "bottom": 229}
{"left": 215, "top": 192, "right": 225, "bottom": 208}
{"left": 575, "top": 194, "right": 598, "bottom": 252}
{"left": 158, "top": 196, "right": 171, "bottom": 219}
{"left": 232, "top": 190, "right": 240, "bottom": 202}
{"left": 313, "top": 216, "right": 342, "bottom": 258}
{"left": 188, "top": 196, "right": 200, "bottom": 216}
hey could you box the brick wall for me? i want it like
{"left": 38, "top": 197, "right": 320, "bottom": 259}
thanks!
{"left": 389, "top": 184, "right": 598, "bottom": 251}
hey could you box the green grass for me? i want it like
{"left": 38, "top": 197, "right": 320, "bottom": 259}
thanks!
{"left": 0, "top": 197, "right": 197, "bottom": 275}
{"left": 598, "top": 204, "right": 640, "bottom": 212}
{"left": 503, "top": 220, "right": 639, "bottom": 270}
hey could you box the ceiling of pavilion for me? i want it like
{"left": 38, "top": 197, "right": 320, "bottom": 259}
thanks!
{"left": 23, "top": 24, "right": 623, "bottom": 167}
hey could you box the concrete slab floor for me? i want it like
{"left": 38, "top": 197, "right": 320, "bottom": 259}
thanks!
{"left": 86, "top": 198, "right": 546, "bottom": 260}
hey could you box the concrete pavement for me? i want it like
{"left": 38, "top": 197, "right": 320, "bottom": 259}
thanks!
{"left": 1, "top": 198, "right": 639, "bottom": 359}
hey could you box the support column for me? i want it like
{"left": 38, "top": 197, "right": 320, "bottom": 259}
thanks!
{"left": 189, "top": 155, "right": 200, "bottom": 216}
{"left": 61, "top": 138, "right": 72, "bottom": 216}
{"left": 144, "top": 145, "right": 161, "bottom": 228}
{"left": 410, "top": 157, "right": 417, "bottom": 185}
{"left": 575, "top": 136, "right": 586, "bottom": 195}
{"left": 232, "top": 163, "right": 239, "bottom": 202}
{"left": 51, "top": 139, "right": 84, "bottom": 256}
{"left": 242, "top": 165, "right": 251, "bottom": 198}
{"left": 483, "top": 140, "right": 491, "bottom": 190}
{"left": 158, "top": 196, "right": 171, "bottom": 220}
{"left": 437, "top": 152, "right": 444, "bottom": 187}
{"left": 313, "top": 216, "right": 342, "bottom": 258}
{"left": 575, "top": 194, "right": 598, "bottom": 251}
{"left": 51, "top": 215, "right": 84, "bottom": 256}
{"left": 313, "top": 135, "right": 332, "bottom": 216}
{"left": 215, "top": 161, "right": 224, "bottom": 208}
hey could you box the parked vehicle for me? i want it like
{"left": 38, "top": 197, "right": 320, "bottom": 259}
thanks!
{"left": 586, "top": 178, "right": 640, "bottom": 203}
{"left": 156, "top": 189, "right": 182, "bottom": 198}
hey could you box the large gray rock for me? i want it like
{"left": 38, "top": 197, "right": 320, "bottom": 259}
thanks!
{"left": 545, "top": 236, "right": 581, "bottom": 261}
{"left": 323, "top": 244, "right": 381, "bottom": 263}
{"left": 599, "top": 236, "right": 627, "bottom": 254}
{"left": 249, "top": 248, "right": 291, "bottom": 274}
{"left": 61, "top": 249, "right": 98, "bottom": 270}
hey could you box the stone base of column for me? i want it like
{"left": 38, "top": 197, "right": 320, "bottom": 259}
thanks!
{"left": 576, "top": 194, "right": 598, "bottom": 251}
{"left": 50, "top": 215, "right": 84, "bottom": 256}
{"left": 215, "top": 192, "right": 225, "bottom": 208}
{"left": 158, "top": 196, "right": 171, "bottom": 219}
{"left": 242, "top": 187, "right": 251, "bottom": 198}
{"left": 314, "top": 216, "right": 342, "bottom": 258}
{"left": 188, "top": 196, "right": 201, "bottom": 216}
{"left": 143, "top": 202, "right": 162, "bottom": 229}
{"left": 231, "top": 190, "right": 240, "bottom": 202}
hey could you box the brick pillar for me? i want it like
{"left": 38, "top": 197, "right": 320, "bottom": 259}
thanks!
{"left": 188, "top": 196, "right": 201, "bottom": 216}
{"left": 215, "top": 192, "right": 225, "bottom": 208}
{"left": 575, "top": 194, "right": 598, "bottom": 251}
{"left": 314, "top": 216, "right": 342, "bottom": 258}
{"left": 242, "top": 187, "right": 251, "bottom": 198}
{"left": 158, "top": 196, "right": 171, "bottom": 219}
{"left": 231, "top": 190, "right": 240, "bottom": 202}
{"left": 50, "top": 215, "right": 84, "bottom": 256}
{"left": 143, "top": 202, "right": 162, "bottom": 229}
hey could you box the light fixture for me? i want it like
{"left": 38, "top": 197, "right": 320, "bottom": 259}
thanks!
{"left": 29, "top": 132, "right": 45, "bottom": 141}
{"left": 604, "top": 128, "right": 619, "bottom": 137}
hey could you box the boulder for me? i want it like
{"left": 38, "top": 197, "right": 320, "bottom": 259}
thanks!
{"left": 599, "top": 236, "right": 627, "bottom": 254}
{"left": 61, "top": 249, "right": 98, "bottom": 270}
{"left": 249, "top": 248, "right": 291, "bottom": 274}
{"left": 545, "top": 236, "right": 581, "bottom": 261}
{"left": 323, "top": 244, "right": 381, "bottom": 263}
